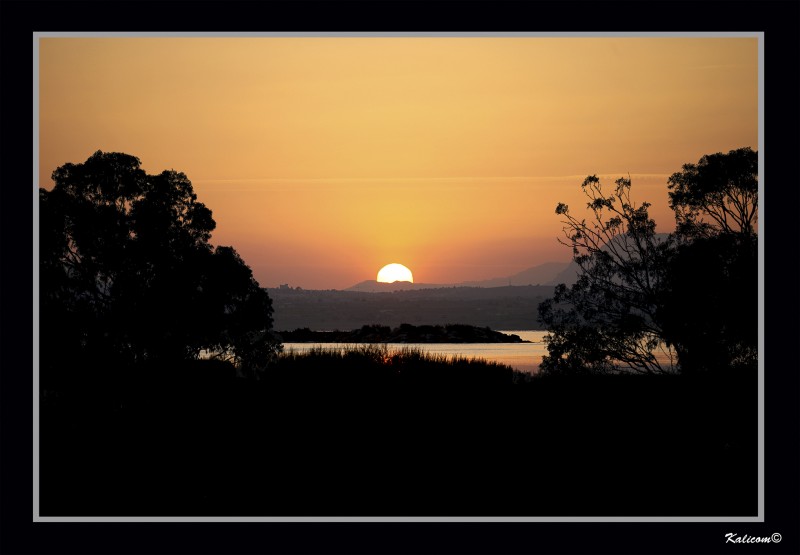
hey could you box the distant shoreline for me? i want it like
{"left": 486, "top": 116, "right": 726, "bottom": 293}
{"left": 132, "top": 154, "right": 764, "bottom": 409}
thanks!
{"left": 277, "top": 324, "right": 530, "bottom": 344}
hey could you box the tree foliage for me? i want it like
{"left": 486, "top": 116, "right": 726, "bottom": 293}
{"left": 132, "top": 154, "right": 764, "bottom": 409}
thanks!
{"left": 538, "top": 176, "right": 677, "bottom": 374}
{"left": 661, "top": 147, "right": 758, "bottom": 373}
{"left": 658, "top": 232, "right": 757, "bottom": 373}
{"left": 40, "top": 151, "right": 280, "bottom": 382}
{"left": 667, "top": 147, "right": 758, "bottom": 238}
{"left": 539, "top": 148, "right": 758, "bottom": 375}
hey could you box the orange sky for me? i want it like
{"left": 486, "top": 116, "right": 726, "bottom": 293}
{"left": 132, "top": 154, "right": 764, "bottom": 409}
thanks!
{"left": 38, "top": 36, "right": 758, "bottom": 289}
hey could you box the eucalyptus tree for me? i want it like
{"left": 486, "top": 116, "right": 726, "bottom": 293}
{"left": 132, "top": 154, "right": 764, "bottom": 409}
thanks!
{"left": 538, "top": 147, "right": 759, "bottom": 375}
{"left": 667, "top": 146, "right": 758, "bottom": 239}
{"left": 661, "top": 147, "right": 759, "bottom": 372}
{"left": 40, "top": 151, "right": 280, "bottom": 384}
{"left": 538, "top": 175, "right": 677, "bottom": 375}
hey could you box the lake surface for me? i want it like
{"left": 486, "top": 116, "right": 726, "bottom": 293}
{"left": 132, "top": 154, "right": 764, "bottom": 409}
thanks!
{"left": 282, "top": 330, "right": 549, "bottom": 374}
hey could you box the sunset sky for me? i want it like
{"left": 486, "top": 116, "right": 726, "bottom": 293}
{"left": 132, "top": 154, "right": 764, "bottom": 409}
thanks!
{"left": 38, "top": 36, "right": 759, "bottom": 290}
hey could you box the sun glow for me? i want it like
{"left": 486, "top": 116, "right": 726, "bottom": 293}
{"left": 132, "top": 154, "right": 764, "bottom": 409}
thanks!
{"left": 377, "top": 263, "right": 414, "bottom": 283}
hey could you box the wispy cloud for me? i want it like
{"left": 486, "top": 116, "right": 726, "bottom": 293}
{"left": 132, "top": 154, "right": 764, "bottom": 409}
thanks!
{"left": 194, "top": 174, "right": 672, "bottom": 188}
{"left": 688, "top": 63, "right": 750, "bottom": 70}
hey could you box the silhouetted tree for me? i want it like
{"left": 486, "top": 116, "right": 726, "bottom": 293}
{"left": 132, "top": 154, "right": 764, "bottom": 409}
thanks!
{"left": 538, "top": 176, "right": 677, "bottom": 374}
{"left": 40, "top": 151, "right": 279, "bottom": 385}
{"left": 658, "top": 147, "right": 759, "bottom": 373}
{"left": 658, "top": 232, "right": 757, "bottom": 373}
{"left": 667, "top": 147, "right": 758, "bottom": 238}
{"left": 539, "top": 148, "right": 758, "bottom": 375}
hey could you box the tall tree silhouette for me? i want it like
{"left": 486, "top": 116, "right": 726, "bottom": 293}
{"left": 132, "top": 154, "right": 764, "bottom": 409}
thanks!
{"left": 660, "top": 147, "right": 759, "bottom": 373}
{"left": 40, "top": 151, "right": 279, "bottom": 387}
{"left": 667, "top": 147, "right": 758, "bottom": 238}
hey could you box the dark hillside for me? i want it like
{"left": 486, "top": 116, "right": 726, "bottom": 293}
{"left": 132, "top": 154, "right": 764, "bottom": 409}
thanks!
{"left": 267, "top": 285, "right": 555, "bottom": 330}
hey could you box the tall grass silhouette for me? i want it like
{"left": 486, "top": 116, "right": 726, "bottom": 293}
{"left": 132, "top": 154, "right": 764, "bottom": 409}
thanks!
{"left": 272, "top": 344, "right": 520, "bottom": 387}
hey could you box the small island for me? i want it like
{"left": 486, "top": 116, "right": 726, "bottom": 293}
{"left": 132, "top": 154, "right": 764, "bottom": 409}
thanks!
{"left": 277, "top": 323, "right": 529, "bottom": 343}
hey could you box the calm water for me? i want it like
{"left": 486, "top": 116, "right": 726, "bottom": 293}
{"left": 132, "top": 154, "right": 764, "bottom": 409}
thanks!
{"left": 282, "top": 330, "right": 549, "bottom": 374}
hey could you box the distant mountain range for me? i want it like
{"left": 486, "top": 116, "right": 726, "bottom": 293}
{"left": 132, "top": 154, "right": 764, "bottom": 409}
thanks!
{"left": 345, "top": 260, "right": 578, "bottom": 292}
{"left": 345, "top": 233, "right": 673, "bottom": 293}
{"left": 267, "top": 238, "right": 672, "bottom": 329}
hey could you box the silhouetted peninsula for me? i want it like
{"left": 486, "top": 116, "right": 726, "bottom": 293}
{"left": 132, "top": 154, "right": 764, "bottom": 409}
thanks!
{"left": 278, "top": 324, "right": 529, "bottom": 343}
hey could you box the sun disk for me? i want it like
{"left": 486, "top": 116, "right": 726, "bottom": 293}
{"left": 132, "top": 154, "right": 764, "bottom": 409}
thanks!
{"left": 377, "top": 263, "right": 414, "bottom": 283}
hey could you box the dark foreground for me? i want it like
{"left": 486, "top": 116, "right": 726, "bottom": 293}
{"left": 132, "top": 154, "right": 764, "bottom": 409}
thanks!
{"left": 40, "top": 359, "right": 757, "bottom": 517}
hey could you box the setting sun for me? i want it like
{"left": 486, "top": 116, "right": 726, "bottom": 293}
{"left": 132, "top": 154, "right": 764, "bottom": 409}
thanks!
{"left": 377, "top": 263, "right": 414, "bottom": 283}
{"left": 37, "top": 36, "right": 758, "bottom": 289}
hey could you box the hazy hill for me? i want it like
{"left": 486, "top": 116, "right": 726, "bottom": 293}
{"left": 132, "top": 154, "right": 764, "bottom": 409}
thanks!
{"left": 543, "top": 233, "right": 673, "bottom": 287}
{"left": 547, "top": 260, "right": 581, "bottom": 286}
{"left": 461, "top": 261, "right": 572, "bottom": 287}
{"left": 346, "top": 261, "right": 572, "bottom": 292}
{"left": 346, "top": 280, "right": 435, "bottom": 292}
